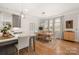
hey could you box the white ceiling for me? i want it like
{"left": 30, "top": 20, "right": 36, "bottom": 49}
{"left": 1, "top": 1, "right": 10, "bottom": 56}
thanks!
{"left": 0, "top": 3, "right": 79, "bottom": 18}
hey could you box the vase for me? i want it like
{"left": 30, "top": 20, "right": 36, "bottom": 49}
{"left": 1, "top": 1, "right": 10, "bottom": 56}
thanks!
{"left": 2, "top": 32, "right": 8, "bottom": 37}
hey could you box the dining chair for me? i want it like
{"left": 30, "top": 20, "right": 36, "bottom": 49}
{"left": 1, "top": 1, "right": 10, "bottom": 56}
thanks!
{"left": 15, "top": 36, "right": 29, "bottom": 55}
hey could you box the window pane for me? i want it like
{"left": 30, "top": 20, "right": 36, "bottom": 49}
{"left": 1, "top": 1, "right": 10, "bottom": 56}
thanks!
{"left": 54, "top": 18, "right": 61, "bottom": 35}
{"left": 55, "top": 23, "right": 60, "bottom": 26}
{"left": 44, "top": 20, "right": 49, "bottom": 30}
{"left": 49, "top": 20, "right": 53, "bottom": 31}
{"left": 55, "top": 18, "right": 61, "bottom": 22}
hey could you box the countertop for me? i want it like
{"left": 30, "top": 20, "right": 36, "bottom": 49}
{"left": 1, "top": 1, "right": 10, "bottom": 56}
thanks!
{"left": 0, "top": 32, "right": 27, "bottom": 43}
{"left": 0, "top": 36, "right": 18, "bottom": 43}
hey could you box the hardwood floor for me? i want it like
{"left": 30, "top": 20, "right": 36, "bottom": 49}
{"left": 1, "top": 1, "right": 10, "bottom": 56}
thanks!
{"left": 19, "top": 39, "right": 79, "bottom": 55}
{"left": 19, "top": 47, "right": 36, "bottom": 55}
{"left": 1, "top": 39, "right": 79, "bottom": 55}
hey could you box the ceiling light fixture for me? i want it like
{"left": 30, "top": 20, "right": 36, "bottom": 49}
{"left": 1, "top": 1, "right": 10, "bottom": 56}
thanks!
{"left": 20, "top": 11, "right": 24, "bottom": 18}
{"left": 21, "top": 14, "right": 24, "bottom": 18}
{"left": 42, "top": 12, "right": 45, "bottom": 14}
{"left": 20, "top": 9, "right": 28, "bottom": 18}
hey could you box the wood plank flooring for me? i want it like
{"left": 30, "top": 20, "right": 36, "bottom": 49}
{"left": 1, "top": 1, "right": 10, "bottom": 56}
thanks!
{"left": 1, "top": 39, "right": 78, "bottom": 55}
{"left": 19, "top": 39, "right": 79, "bottom": 55}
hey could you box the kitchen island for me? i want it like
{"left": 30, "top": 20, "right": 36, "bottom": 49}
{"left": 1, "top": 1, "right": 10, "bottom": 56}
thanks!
{"left": 0, "top": 35, "right": 18, "bottom": 46}
{"left": 0, "top": 32, "right": 30, "bottom": 55}
{"left": 0, "top": 35, "right": 18, "bottom": 55}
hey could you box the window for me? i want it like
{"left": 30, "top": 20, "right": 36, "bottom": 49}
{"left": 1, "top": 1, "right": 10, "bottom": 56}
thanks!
{"left": 44, "top": 20, "right": 49, "bottom": 30}
{"left": 54, "top": 18, "right": 61, "bottom": 32}
{"left": 54, "top": 17, "right": 62, "bottom": 39}
{"left": 49, "top": 20, "right": 53, "bottom": 32}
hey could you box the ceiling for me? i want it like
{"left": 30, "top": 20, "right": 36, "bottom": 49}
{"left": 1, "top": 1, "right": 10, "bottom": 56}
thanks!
{"left": 0, "top": 3, "right": 79, "bottom": 18}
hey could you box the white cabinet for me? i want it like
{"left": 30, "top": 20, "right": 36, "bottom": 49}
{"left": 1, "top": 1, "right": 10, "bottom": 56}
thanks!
{"left": 0, "top": 12, "right": 12, "bottom": 28}
{"left": 3, "top": 13, "right": 12, "bottom": 24}
{"left": 0, "top": 13, "right": 3, "bottom": 28}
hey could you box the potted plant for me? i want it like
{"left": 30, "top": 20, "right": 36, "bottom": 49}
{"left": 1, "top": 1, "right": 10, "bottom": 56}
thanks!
{"left": 1, "top": 23, "right": 11, "bottom": 37}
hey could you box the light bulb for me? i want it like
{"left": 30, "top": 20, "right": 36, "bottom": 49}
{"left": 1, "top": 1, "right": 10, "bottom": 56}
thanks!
{"left": 21, "top": 14, "right": 24, "bottom": 18}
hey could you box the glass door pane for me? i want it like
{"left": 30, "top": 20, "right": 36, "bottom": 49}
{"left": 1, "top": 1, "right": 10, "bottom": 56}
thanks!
{"left": 54, "top": 17, "right": 61, "bottom": 39}
{"left": 54, "top": 23, "right": 61, "bottom": 32}
{"left": 43, "top": 20, "right": 49, "bottom": 31}
{"left": 49, "top": 20, "right": 53, "bottom": 32}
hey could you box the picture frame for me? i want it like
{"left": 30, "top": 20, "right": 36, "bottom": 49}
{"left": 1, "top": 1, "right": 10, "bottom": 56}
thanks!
{"left": 66, "top": 20, "right": 73, "bottom": 29}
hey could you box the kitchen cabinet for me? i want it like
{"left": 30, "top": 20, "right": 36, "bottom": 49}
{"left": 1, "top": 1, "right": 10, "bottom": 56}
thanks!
{"left": 0, "top": 12, "right": 12, "bottom": 28}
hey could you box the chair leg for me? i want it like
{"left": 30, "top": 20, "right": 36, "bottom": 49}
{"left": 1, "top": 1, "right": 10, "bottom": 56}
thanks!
{"left": 17, "top": 50, "right": 19, "bottom": 55}
{"left": 33, "top": 37, "right": 35, "bottom": 51}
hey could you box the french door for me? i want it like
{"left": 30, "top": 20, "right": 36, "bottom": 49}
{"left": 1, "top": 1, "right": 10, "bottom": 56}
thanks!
{"left": 54, "top": 17, "right": 62, "bottom": 39}
{"left": 40, "top": 17, "right": 63, "bottom": 39}
{"left": 49, "top": 19, "right": 54, "bottom": 32}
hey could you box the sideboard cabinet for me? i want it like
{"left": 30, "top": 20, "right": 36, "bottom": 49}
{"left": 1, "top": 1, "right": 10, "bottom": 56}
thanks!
{"left": 64, "top": 31, "right": 75, "bottom": 41}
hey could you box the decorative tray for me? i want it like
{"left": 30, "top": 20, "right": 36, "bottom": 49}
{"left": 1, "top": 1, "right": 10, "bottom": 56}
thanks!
{"left": 0, "top": 34, "right": 14, "bottom": 40}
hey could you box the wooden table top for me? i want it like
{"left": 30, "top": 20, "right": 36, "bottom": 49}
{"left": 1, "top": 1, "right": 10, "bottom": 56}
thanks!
{"left": 36, "top": 32, "right": 53, "bottom": 36}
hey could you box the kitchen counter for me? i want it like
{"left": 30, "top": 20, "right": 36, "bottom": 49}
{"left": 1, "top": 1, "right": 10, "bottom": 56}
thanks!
{"left": 0, "top": 36, "right": 18, "bottom": 54}
{"left": 0, "top": 33, "right": 18, "bottom": 46}
{"left": 0, "top": 36, "right": 18, "bottom": 46}
{"left": 0, "top": 32, "right": 29, "bottom": 49}
{"left": 0, "top": 32, "right": 26, "bottom": 43}
{"left": 0, "top": 36, "right": 18, "bottom": 43}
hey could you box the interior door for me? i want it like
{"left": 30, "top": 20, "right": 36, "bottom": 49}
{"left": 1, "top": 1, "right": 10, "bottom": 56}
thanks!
{"left": 54, "top": 17, "right": 62, "bottom": 39}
